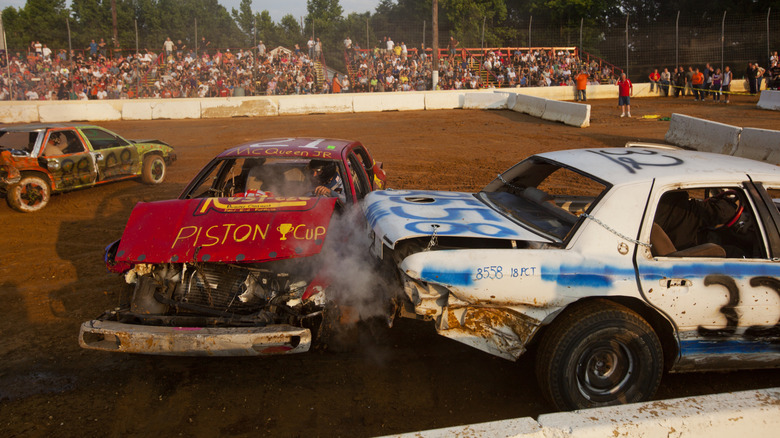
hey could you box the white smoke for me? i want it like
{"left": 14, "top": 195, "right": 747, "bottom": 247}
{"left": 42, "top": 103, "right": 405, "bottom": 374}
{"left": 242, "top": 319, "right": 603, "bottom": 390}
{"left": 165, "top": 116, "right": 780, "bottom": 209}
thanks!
{"left": 317, "top": 204, "right": 398, "bottom": 324}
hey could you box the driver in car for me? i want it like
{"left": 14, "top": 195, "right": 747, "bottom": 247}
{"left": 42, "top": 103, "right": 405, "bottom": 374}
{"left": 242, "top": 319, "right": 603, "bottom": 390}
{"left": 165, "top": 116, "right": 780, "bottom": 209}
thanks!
{"left": 43, "top": 132, "right": 65, "bottom": 156}
{"left": 307, "top": 160, "right": 345, "bottom": 203}
{"left": 654, "top": 189, "right": 739, "bottom": 251}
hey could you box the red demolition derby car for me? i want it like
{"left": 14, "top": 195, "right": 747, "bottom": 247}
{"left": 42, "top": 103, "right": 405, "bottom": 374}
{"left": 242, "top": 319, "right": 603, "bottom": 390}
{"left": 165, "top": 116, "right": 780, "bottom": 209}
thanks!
{"left": 79, "top": 138, "right": 386, "bottom": 356}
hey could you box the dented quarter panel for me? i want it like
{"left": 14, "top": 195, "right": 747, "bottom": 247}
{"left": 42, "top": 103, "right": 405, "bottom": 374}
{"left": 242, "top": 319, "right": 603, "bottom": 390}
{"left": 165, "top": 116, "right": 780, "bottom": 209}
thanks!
{"left": 437, "top": 306, "right": 543, "bottom": 361}
{"left": 115, "top": 196, "right": 337, "bottom": 264}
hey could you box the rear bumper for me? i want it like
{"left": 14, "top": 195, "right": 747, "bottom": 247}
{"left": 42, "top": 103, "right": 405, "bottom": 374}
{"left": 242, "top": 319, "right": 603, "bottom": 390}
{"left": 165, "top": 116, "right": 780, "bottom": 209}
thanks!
{"left": 79, "top": 320, "right": 311, "bottom": 356}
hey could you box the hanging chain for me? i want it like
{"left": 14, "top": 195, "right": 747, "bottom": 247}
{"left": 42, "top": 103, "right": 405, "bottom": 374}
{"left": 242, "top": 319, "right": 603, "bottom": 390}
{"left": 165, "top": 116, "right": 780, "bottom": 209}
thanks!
{"left": 424, "top": 224, "right": 440, "bottom": 251}
{"left": 497, "top": 174, "right": 523, "bottom": 191}
{"left": 581, "top": 213, "right": 652, "bottom": 248}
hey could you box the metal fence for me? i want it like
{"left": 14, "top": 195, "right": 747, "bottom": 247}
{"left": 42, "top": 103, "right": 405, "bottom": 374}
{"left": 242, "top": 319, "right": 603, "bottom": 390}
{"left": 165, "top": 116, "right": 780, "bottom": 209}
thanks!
{"left": 358, "top": 9, "right": 778, "bottom": 81}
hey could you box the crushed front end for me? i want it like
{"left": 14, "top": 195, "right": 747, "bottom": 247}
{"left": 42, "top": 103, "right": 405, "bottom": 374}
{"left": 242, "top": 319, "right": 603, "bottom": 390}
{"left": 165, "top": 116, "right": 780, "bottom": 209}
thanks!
{"left": 80, "top": 196, "right": 342, "bottom": 356}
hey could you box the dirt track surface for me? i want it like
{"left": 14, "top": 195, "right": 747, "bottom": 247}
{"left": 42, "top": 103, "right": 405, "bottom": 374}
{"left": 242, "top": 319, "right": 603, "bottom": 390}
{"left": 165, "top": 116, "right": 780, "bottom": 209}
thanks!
{"left": 2, "top": 95, "right": 780, "bottom": 437}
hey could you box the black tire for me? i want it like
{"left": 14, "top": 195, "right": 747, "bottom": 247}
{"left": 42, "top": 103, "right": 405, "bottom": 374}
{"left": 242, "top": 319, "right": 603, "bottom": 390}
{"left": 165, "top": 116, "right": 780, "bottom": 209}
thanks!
{"left": 6, "top": 174, "right": 51, "bottom": 213}
{"left": 141, "top": 154, "right": 166, "bottom": 184}
{"left": 535, "top": 299, "right": 663, "bottom": 411}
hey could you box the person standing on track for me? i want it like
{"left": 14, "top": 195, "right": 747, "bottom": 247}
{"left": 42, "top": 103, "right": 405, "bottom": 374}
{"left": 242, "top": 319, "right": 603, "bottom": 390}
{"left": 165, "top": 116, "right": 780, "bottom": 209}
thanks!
{"left": 617, "top": 73, "right": 633, "bottom": 118}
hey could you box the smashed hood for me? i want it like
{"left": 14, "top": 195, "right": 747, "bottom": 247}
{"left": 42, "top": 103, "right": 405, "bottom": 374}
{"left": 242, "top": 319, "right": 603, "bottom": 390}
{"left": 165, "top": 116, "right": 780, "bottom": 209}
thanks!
{"left": 363, "top": 190, "right": 553, "bottom": 248}
{"left": 115, "top": 196, "right": 337, "bottom": 264}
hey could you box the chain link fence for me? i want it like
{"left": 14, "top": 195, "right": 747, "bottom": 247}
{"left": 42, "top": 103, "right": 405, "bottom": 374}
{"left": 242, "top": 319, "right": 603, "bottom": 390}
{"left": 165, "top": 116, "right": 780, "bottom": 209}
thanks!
{"left": 353, "top": 9, "right": 777, "bottom": 81}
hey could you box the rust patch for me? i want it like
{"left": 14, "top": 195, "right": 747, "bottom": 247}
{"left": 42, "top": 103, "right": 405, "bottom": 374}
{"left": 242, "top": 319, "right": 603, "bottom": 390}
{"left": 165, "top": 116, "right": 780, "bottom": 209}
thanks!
{"left": 443, "top": 306, "right": 540, "bottom": 348}
{"left": 459, "top": 307, "right": 538, "bottom": 342}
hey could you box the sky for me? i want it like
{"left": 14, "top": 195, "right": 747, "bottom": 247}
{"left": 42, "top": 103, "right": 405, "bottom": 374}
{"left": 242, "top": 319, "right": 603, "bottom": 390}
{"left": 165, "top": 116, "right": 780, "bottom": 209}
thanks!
{"left": 0, "top": 1, "right": 383, "bottom": 22}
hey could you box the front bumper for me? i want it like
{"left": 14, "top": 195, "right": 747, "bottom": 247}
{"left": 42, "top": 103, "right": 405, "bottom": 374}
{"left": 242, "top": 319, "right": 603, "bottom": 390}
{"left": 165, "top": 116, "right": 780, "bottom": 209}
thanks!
{"left": 79, "top": 320, "right": 311, "bottom": 356}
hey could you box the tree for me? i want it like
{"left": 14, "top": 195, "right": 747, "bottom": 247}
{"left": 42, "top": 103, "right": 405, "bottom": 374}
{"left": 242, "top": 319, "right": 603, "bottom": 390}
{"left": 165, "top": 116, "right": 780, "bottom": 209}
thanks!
{"left": 253, "top": 10, "right": 276, "bottom": 47}
{"left": 441, "top": 0, "right": 508, "bottom": 47}
{"left": 2, "top": 0, "right": 70, "bottom": 52}
{"left": 306, "top": 0, "right": 344, "bottom": 68}
{"left": 231, "top": 0, "right": 255, "bottom": 45}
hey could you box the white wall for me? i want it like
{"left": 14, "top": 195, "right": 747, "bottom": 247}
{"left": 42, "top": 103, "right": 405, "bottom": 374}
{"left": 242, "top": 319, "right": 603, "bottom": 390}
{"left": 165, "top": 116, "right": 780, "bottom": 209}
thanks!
{"left": 0, "top": 80, "right": 756, "bottom": 125}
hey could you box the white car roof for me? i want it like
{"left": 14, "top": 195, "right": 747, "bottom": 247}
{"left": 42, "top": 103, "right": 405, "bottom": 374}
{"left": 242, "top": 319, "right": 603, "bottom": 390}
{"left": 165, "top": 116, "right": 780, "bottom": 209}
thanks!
{"left": 536, "top": 147, "right": 780, "bottom": 187}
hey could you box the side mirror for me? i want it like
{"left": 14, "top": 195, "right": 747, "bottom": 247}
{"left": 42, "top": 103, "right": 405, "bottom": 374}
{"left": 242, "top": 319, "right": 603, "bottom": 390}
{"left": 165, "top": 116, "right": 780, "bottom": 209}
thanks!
{"left": 46, "top": 159, "right": 61, "bottom": 171}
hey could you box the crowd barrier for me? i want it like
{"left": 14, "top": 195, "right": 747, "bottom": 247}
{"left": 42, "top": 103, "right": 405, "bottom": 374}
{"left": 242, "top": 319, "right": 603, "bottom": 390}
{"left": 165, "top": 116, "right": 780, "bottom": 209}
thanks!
{"left": 758, "top": 89, "right": 780, "bottom": 111}
{"left": 505, "top": 91, "right": 591, "bottom": 127}
{"left": 665, "top": 113, "right": 780, "bottom": 163}
{"left": 665, "top": 113, "right": 741, "bottom": 155}
{"left": 0, "top": 80, "right": 756, "bottom": 126}
{"left": 463, "top": 92, "right": 512, "bottom": 110}
{"left": 380, "top": 387, "right": 780, "bottom": 438}
{"left": 734, "top": 127, "right": 780, "bottom": 163}
{"left": 424, "top": 91, "right": 464, "bottom": 110}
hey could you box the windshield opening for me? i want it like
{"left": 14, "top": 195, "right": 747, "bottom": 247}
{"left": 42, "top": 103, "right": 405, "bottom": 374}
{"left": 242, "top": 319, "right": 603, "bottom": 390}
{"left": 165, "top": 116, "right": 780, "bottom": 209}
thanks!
{"left": 480, "top": 157, "right": 608, "bottom": 241}
{"left": 183, "top": 156, "right": 347, "bottom": 202}
{"left": 0, "top": 130, "right": 41, "bottom": 154}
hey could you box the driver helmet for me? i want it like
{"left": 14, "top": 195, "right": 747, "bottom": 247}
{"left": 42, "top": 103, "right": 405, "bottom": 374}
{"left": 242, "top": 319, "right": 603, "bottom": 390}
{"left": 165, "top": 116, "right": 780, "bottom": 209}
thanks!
{"left": 308, "top": 159, "right": 337, "bottom": 184}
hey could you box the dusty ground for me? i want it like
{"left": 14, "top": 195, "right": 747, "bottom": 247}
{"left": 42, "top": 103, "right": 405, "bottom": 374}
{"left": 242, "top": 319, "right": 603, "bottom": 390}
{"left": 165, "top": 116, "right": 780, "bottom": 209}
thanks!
{"left": 1, "top": 94, "right": 780, "bottom": 437}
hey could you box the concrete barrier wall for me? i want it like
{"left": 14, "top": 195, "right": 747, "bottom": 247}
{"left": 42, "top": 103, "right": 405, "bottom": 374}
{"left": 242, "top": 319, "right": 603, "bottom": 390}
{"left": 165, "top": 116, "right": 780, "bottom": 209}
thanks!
{"left": 278, "top": 94, "right": 350, "bottom": 116}
{"left": 665, "top": 113, "right": 742, "bottom": 155}
{"left": 121, "top": 101, "right": 153, "bottom": 120}
{"left": 512, "top": 94, "right": 548, "bottom": 118}
{"left": 758, "top": 90, "right": 780, "bottom": 111}
{"left": 353, "top": 92, "right": 426, "bottom": 112}
{"left": 0, "top": 80, "right": 759, "bottom": 125}
{"left": 150, "top": 99, "right": 201, "bottom": 119}
{"left": 0, "top": 102, "right": 42, "bottom": 123}
{"left": 463, "top": 92, "right": 510, "bottom": 109}
{"left": 424, "top": 91, "right": 465, "bottom": 110}
{"left": 508, "top": 92, "right": 590, "bottom": 127}
{"left": 38, "top": 101, "right": 123, "bottom": 123}
{"left": 381, "top": 387, "right": 780, "bottom": 438}
{"left": 542, "top": 100, "right": 591, "bottom": 128}
{"left": 734, "top": 127, "right": 780, "bottom": 164}
{"left": 201, "top": 97, "right": 279, "bottom": 118}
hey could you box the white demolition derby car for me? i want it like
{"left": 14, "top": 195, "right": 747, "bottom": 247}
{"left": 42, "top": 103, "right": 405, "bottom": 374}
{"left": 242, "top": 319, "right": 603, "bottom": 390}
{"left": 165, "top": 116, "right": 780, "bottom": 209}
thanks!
{"left": 364, "top": 145, "right": 780, "bottom": 411}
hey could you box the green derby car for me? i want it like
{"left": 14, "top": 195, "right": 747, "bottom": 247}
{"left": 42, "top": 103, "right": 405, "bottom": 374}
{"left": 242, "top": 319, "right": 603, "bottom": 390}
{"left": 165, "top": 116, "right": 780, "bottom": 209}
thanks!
{"left": 0, "top": 124, "right": 176, "bottom": 212}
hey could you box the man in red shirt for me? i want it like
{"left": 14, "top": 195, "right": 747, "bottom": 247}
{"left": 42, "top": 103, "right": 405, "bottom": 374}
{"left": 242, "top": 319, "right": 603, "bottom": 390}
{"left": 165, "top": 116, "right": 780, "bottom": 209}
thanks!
{"left": 617, "top": 73, "right": 633, "bottom": 117}
{"left": 649, "top": 69, "right": 660, "bottom": 93}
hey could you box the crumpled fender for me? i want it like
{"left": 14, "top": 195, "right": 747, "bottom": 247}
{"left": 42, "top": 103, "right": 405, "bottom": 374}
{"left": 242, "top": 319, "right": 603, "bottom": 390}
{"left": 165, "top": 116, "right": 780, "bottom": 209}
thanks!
{"left": 0, "top": 150, "right": 22, "bottom": 185}
{"left": 113, "top": 196, "right": 337, "bottom": 265}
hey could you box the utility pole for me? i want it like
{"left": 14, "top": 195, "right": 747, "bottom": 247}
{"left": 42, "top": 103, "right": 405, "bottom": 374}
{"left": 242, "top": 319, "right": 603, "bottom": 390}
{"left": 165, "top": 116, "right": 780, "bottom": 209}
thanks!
{"left": 111, "top": 0, "right": 119, "bottom": 54}
{"left": 432, "top": 0, "right": 438, "bottom": 90}
{"left": 66, "top": 16, "right": 73, "bottom": 60}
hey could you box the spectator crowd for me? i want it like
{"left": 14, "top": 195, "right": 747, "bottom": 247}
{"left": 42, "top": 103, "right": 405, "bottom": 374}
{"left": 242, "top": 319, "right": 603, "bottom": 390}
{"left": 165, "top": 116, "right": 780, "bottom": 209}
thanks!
{"left": 343, "top": 36, "right": 617, "bottom": 93}
{"left": 0, "top": 37, "right": 326, "bottom": 100}
{"left": 0, "top": 35, "right": 623, "bottom": 101}
{"left": 641, "top": 52, "right": 779, "bottom": 104}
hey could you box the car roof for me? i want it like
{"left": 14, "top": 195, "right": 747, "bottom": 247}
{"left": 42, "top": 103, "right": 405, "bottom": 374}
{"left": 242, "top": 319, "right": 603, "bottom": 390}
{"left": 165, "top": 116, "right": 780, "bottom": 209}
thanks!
{"left": 0, "top": 123, "right": 98, "bottom": 132}
{"left": 216, "top": 138, "right": 359, "bottom": 160}
{"left": 536, "top": 147, "right": 780, "bottom": 187}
